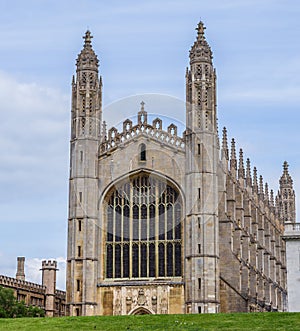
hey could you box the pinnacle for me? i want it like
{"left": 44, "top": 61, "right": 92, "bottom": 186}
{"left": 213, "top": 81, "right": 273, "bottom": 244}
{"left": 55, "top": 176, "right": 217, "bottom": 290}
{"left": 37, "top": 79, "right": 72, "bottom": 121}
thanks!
{"left": 253, "top": 167, "right": 258, "bottom": 193}
{"left": 280, "top": 160, "right": 293, "bottom": 187}
{"left": 222, "top": 127, "right": 229, "bottom": 160}
{"left": 83, "top": 30, "right": 93, "bottom": 48}
{"left": 238, "top": 148, "right": 245, "bottom": 178}
{"left": 270, "top": 189, "right": 275, "bottom": 206}
{"left": 196, "top": 21, "right": 206, "bottom": 41}
{"left": 246, "top": 158, "right": 252, "bottom": 184}
{"left": 264, "top": 182, "right": 269, "bottom": 202}
{"left": 230, "top": 138, "right": 237, "bottom": 170}
{"left": 259, "top": 175, "right": 264, "bottom": 194}
{"left": 190, "top": 21, "right": 212, "bottom": 64}
{"left": 76, "top": 30, "right": 98, "bottom": 71}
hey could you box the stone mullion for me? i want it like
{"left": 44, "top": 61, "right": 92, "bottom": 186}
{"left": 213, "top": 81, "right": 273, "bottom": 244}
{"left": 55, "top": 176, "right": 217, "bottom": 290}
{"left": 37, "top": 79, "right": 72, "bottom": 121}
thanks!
{"left": 129, "top": 182, "right": 133, "bottom": 278}
{"left": 138, "top": 191, "right": 141, "bottom": 277}
{"left": 155, "top": 183, "right": 159, "bottom": 278}
{"left": 164, "top": 193, "right": 167, "bottom": 277}
{"left": 146, "top": 190, "right": 149, "bottom": 278}
{"left": 113, "top": 197, "right": 116, "bottom": 278}
{"left": 172, "top": 205, "right": 175, "bottom": 276}
{"left": 121, "top": 194, "right": 124, "bottom": 278}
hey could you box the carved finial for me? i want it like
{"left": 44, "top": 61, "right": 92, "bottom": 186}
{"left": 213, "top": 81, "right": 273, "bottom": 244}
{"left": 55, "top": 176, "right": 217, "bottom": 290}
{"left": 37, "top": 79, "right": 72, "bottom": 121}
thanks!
{"left": 253, "top": 167, "right": 258, "bottom": 193}
{"left": 72, "top": 75, "right": 75, "bottom": 85}
{"left": 83, "top": 30, "right": 93, "bottom": 47}
{"left": 238, "top": 149, "right": 245, "bottom": 178}
{"left": 196, "top": 21, "right": 206, "bottom": 40}
{"left": 230, "top": 138, "right": 237, "bottom": 170}
{"left": 140, "top": 101, "right": 145, "bottom": 112}
{"left": 222, "top": 127, "right": 229, "bottom": 160}
{"left": 246, "top": 158, "right": 252, "bottom": 187}
{"left": 283, "top": 160, "right": 288, "bottom": 172}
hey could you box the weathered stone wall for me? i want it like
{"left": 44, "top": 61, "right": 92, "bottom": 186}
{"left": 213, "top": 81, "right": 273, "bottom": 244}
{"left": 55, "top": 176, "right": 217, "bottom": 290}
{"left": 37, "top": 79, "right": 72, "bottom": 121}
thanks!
{"left": 97, "top": 283, "right": 184, "bottom": 315}
{"left": 218, "top": 134, "right": 287, "bottom": 313}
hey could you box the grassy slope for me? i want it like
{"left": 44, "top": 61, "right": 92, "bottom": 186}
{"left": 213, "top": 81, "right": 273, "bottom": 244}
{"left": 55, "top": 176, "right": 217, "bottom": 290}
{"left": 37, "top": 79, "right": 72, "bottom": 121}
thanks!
{"left": 0, "top": 313, "right": 299, "bottom": 331}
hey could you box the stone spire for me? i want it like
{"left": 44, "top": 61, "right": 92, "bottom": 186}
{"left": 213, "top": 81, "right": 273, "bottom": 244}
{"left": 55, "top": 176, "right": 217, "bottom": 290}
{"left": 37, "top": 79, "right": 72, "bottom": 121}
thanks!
{"left": 253, "top": 167, "right": 258, "bottom": 194}
{"left": 246, "top": 158, "right": 252, "bottom": 187}
{"left": 270, "top": 189, "right": 275, "bottom": 207}
{"left": 259, "top": 175, "right": 264, "bottom": 199}
{"left": 238, "top": 148, "right": 245, "bottom": 179}
{"left": 230, "top": 138, "right": 237, "bottom": 172}
{"left": 76, "top": 30, "right": 99, "bottom": 71}
{"left": 278, "top": 161, "right": 296, "bottom": 223}
{"left": 264, "top": 182, "right": 269, "bottom": 204}
{"left": 221, "top": 127, "right": 229, "bottom": 160}
{"left": 189, "top": 21, "right": 213, "bottom": 64}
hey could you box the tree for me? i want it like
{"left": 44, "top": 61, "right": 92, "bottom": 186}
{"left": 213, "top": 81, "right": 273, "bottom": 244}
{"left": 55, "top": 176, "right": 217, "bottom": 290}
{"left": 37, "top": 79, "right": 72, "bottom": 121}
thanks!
{"left": 0, "top": 286, "right": 45, "bottom": 318}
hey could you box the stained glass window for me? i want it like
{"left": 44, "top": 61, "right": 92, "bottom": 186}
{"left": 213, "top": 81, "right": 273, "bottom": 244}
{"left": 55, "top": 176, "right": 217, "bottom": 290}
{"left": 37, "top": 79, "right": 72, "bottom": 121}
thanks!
{"left": 105, "top": 173, "right": 182, "bottom": 278}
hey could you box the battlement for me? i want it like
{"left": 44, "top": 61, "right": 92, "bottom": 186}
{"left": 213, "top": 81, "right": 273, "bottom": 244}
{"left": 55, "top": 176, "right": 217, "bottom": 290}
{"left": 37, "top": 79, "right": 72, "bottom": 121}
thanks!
{"left": 0, "top": 275, "right": 46, "bottom": 294}
{"left": 55, "top": 289, "right": 66, "bottom": 299}
{"left": 100, "top": 107, "right": 185, "bottom": 155}
{"left": 41, "top": 260, "right": 58, "bottom": 269}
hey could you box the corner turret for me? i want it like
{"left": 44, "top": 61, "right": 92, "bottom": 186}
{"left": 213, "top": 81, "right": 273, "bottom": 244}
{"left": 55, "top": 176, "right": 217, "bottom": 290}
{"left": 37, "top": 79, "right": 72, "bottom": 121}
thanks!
{"left": 278, "top": 161, "right": 296, "bottom": 223}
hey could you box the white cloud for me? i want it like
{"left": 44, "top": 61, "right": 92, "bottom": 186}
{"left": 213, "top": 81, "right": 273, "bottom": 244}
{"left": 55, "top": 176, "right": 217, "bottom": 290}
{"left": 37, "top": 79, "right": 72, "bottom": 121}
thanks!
{"left": 0, "top": 71, "right": 69, "bottom": 203}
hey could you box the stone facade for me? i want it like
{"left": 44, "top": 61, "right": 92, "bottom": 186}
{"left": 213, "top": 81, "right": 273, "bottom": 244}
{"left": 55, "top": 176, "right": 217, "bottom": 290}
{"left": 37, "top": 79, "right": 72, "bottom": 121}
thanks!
{"left": 283, "top": 223, "right": 300, "bottom": 312}
{"left": 66, "top": 22, "right": 294, "bottom": 315}
{"left": 0, "top": 257, "right": 66, "bottom": 317}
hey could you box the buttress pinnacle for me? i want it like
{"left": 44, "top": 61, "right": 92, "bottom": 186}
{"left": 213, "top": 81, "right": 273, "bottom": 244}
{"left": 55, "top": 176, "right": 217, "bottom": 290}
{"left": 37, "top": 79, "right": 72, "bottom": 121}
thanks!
{"left": 238, "top": 148, "right": 245, "bottom": 179}
{"left": 221, "top": 127, "right": 229, "bottom": 160}
{"left": 230, "top": 138, "right": 237, "bottom": 170}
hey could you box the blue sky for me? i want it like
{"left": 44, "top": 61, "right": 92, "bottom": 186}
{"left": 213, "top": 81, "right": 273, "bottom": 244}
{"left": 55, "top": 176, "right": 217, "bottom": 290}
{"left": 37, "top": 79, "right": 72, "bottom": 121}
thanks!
{"left": 0, "top": 0, "right": 300, "bottom": 289}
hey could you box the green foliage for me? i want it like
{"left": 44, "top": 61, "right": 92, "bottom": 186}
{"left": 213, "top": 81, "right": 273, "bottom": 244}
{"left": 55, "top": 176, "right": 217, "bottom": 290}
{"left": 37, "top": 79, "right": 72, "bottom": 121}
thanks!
{"left": 0, "top": 312, "right": 300, "bottom": 330}
{"left": 0, "top": 286, "right": 45, "bottom": 318}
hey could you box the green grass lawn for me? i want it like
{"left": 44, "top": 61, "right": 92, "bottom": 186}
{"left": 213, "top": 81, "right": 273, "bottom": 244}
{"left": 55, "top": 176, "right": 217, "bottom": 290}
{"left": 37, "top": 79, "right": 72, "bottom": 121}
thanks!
{"left": 0, "top": 312, "right": 299, "bottom": 331}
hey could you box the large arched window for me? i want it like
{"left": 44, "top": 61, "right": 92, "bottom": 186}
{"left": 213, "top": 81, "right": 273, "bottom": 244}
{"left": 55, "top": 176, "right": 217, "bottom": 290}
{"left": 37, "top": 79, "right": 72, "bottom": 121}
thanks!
{"left": 105, "top": 173, "right": 182, "bottom": 279}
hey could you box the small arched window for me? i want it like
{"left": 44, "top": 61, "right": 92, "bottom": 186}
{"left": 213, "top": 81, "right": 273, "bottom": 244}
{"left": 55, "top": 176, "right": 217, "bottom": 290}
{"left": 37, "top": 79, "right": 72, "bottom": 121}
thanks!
{"left": 140, "top": 143, "right": 146, "bottom": 161}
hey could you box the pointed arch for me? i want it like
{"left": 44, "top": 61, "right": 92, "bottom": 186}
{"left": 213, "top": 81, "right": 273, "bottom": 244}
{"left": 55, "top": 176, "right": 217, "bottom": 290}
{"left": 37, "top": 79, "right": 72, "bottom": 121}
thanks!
{"left": 129, "top": 307, "right": 154, "bottom": 315}
{"left": 101, "top": 170, "right": 184, "bottom": 280}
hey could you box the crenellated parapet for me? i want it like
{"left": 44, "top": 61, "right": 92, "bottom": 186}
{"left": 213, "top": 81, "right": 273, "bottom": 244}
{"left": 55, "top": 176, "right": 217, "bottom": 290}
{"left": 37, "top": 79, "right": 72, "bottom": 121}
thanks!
{"left": 55, "top": 289, "right": 66, "bottom": 300}
{"left": 99, "top": 103, "right": 185, "bottom": 155}
{"left": 41, "top": 260, "right": 58, "bottom": 270}
{"left": 0, "top": 275, "right": 46, "bottom": 294}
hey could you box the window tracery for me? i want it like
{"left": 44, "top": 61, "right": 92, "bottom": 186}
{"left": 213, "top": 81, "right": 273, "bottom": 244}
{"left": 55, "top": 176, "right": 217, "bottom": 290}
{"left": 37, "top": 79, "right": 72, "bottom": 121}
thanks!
{"left": 105, "top": 173, "right": 182, "bottom": 279}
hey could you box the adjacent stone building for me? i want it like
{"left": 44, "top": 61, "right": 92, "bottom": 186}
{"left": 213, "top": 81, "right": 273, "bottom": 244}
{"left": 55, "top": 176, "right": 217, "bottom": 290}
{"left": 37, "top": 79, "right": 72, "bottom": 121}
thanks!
{"left": 282, "top": 163, "right": 300, "bottom": 312}
{"left": 66, "top": 22, "right": 295, "bottom": 315}
{"left": 0, "top": 257, "right": 66, "bottom": 317}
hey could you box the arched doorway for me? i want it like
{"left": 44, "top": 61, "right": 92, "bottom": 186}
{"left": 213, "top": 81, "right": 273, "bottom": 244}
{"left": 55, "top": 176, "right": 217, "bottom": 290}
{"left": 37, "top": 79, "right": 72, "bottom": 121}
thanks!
{"left": 130, "top": 307, "right": 153, "bottom": 315}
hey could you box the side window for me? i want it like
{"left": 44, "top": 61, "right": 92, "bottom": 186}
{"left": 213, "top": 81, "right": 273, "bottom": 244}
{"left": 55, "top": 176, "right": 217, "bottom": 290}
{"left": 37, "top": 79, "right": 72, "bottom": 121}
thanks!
{"left": 140, "top": 143, "right": 146, "bottom": 161}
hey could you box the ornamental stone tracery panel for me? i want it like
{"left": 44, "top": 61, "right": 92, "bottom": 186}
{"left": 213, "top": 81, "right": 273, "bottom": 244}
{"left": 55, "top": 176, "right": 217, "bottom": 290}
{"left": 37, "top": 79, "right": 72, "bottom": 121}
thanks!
{"left": 104, "top": 173, "right": 182, "bottom": 280}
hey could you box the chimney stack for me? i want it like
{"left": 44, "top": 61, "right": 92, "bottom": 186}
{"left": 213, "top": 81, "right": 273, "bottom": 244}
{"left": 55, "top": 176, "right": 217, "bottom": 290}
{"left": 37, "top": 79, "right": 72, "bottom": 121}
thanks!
{"left": 16, "top": 257, "right": 25, "bottom": 281}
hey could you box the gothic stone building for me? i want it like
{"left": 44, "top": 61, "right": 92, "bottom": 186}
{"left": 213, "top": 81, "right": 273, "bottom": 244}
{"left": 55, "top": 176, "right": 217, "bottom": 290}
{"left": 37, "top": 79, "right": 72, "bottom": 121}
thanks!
{"left": 66, "top": 22, "right": 296, "bottom": 316}
{"left": 0, "top": 257, "right": 66, "bottom": 317}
